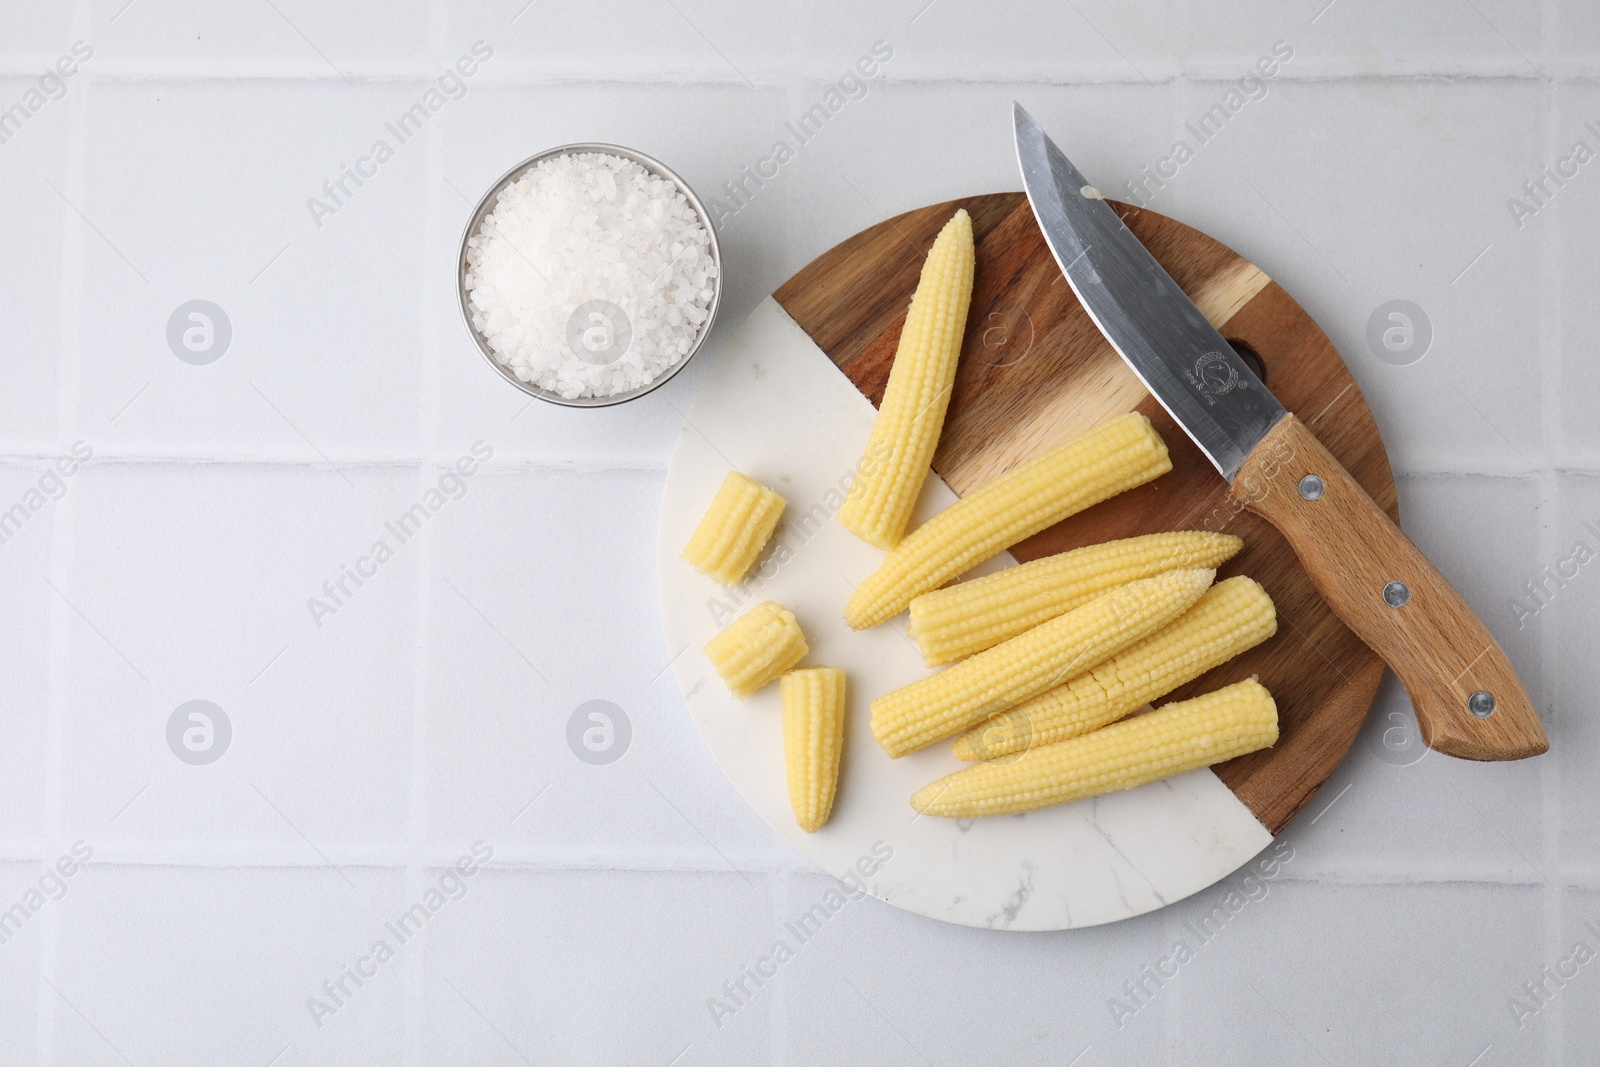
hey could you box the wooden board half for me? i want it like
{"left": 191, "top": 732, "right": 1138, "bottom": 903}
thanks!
{"left": 774, "top": 192, "right": 1395, "bottom": 835}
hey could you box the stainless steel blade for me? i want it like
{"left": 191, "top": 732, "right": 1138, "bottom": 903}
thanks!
{"left": 1013, "top": 102, "right": 1286, "bottom": 482}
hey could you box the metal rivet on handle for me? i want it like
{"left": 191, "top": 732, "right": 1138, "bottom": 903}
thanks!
{"left": 1298, "top": 474, "right": 1325, "bottom": 500}
{"left": 1468, "top": 691, "right": 1497, "bottom": 719}
{"left": 1383, "top": 580, "right": 1410, "bottom": 607}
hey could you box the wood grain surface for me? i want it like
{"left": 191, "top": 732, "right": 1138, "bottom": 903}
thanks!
{"left": 774, "top": 192, "right": 1396, "bottom": 835}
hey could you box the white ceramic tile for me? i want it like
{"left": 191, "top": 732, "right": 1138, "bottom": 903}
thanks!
{"left": 1398, "top": 471, "right": 1547, "bottom": 869}
{"left": 77, "top": 79, "right": 431, "bottom": 455}
{"left": 0, "top": 862, "right": 41, "bottom": 1067}
{"left": 780, "top": 870, "right": 1170, "bottom": 1065}
{"left": 1289, "top": 675, "right": 1548, "bottom": 881}
{"left": 802, "top": 0, "right": 1181, "bottom": 82}
{"left": 0, "top": 75, "right": 73, "bottom": 447}
{"left": 1180, "top": 0, "right": 1541, "bottom": 75}
{"left": 93, "top": 0, "right": 431, "bottom": 73}
{"left": 1554, "top": 84, "right": 1600, "bottom": 464}
{"left": 59, "top": 463, "right": 419, "bottom": 848}
{"left": 1554, "top": 890, "right": 1600, "bottom": 1060}
{"left": 1553, "top": 474, "right": 1600, "bottom": 870}
{"left": 417, "top": 868, "right": 772, "bottom": 1065}
{"left": 53, "top": 864, "right": 409, "bottom": 1066}
{"left": 1176, "top": 880, "right": 1544, "bottom": 1064}
{"left": 794, "top": 5, "right": 918, "bottom": 81}
{"left": 425, "top": 466, "right": 777, "bottom": 859}
{"left": 1397, "top": 473, "right": 1548, "bottom": 705}
{"left": 1156, "top": 78, "right": 1547, "bottom": 474}
{"left": 0, "top": 463, "right": 60, "bottom": 846}
{"left": 433, "top": 83, "right": 790, "bottom": 466}
{"left": 447, "top": 0, "right": 801, "bottom": 80}
{"left": 1555, "top": 3, "right": 1600, "bottom": 66}
{"left": 0, "top": 9, "right": 77, "bottom": 69}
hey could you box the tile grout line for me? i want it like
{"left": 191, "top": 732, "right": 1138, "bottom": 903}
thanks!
{"left": 420, "top": 0, "right": 447, "bottom": 466}
{"left": 401, "top": 4, "right": 449, "bottom": 1064}
{"left": 24, "top": 63, "right": 1600, "bottom": 85}
{"left": 1537, "top": 5, "right": 1562, "bottom": 1061}
{"left": 400, "top": 312, "right": 436, "bottom": 1065}
{"left": 1540, "top": 471, "right": 1563, "bottom": 1048}
{"left": 35, "top": 2, "right": 95, "bottom": 1059}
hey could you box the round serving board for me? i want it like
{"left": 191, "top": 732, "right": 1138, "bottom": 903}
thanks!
{"left": 658, "top": 193, "right": 1396, "bottom": 930}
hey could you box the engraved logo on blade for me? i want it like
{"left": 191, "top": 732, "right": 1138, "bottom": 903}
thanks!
{"left": 1184, "top": 351, "right": 1241, "bottom": 404}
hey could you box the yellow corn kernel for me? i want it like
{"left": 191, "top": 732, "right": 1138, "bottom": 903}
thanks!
{"left": 782, "top": 668, "right": 847, "bottom": 833}
{"left": 908, "top": 531, "right": 1243, "bottom": 666}
{"left": 870, "top": 567, "right": 1215, "bottom": 758}
{"left": 682, "top": 471, "right": 787, "bottom": 587}
{"left": 837, "top": 209, "right": 975, "bottom": 550}
{"left": 912, "top": 679, "right": 1278, "bottom": 818}
{"left": 952, "top": 575, "right": 1276, "bottom": 761}
{"left": 704, "top": 601, "right": 808, "bottom": 698}
{"left": 843, "top": 412, "right": 1171, "bottom": 630}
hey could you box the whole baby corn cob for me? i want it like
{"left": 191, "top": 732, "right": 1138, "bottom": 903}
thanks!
{"left": 869, "top": 567, "right": 1215, "bottom": 758}
{"left": 682, "top": 470, "right": 787, "bottom": 586}
{"left": 837, "top": 209, "right": 975, "bottom": 550}
{"left": 952, "top": 576, "right": 1277, "bottom": 761}
{"left": 843, "top": 412, "right": 1171, "bottom": 630}
{"left": 907, "top": 531, "right": 1243, "bottom": 666}
{"left": 912, "top": 679, "right": 1279, "bottom": 818}
{"left": 781, "top": 668, "right": 847, "bottom": 833}
{"left": 704, "top": 601, "right": 808, "bottom": 698}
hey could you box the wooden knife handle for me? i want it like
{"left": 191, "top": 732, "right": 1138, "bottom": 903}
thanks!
{"left": 1233, "top": 415, "right": 1547, "bottom": 761}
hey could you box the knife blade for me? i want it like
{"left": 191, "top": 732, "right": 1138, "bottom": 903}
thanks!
{"left": 1014, "top": 106, "right": 1285, "bottom": 482}
{"left": 1014, "top": 102, "right": 1547, "bottom": 762}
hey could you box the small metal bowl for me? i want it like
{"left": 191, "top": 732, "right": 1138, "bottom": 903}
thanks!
{"left": 456, "top": 142, "right": 723, "bottom": 408}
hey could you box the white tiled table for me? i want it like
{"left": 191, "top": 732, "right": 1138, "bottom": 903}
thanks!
{"left": 0, "top": 1, "right": 1593, "bottom": 1063}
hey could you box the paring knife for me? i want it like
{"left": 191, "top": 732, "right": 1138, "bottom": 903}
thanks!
{"left": 1013, "top": 103, "right": 1547, "bottom": 762}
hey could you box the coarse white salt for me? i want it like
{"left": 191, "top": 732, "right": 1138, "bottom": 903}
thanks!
{"left": 464, "top": 151, "right": 718, "bottom": 400}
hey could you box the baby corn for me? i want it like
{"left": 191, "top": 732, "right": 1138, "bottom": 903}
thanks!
{"left": 952, "top": 576, "right": 1277, "bottom": 761}
{"left": 908, "top": 531, "right": 1243, "bottom": 666}
{"left": 870, "top": 567, "right": 1215, "bottom": 758}
{"left": 843, "top": 412, "right": 1170, "bottom": 630}
{"left": 704, "top": 601, "right": 808, "bottom": 698}
{"left": 781, "top": 668, "right": 847, "bottom": 833}
{"left": 837, "top": 209, "right": 975, "bottom": 550}
{"left": 912, "top": 679, "right": 1279, "bottom": 818}
{"left": 682, "top": 470, "right": 787, "bottom": 587}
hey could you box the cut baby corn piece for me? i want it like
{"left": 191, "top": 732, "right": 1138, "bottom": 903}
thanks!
{"left": 952, "top": 575, "right": 1276, "bottom": 761}
{"left": 870, "top": 567, "right": 1215, "bottom": 758}
{"left": 907, "top": 531, "right": 1243, "bottom": 666}
{"left": 682, "top": 471, "right": 787, "bottom": 586}
{"left": 912, "top": 678, "right": 1279, "bottom": 818}
{"left": 704, "top": 601, "right": 808, "bottom": 698}
{"left": 843, "top": 411, "right": 1171, "bottom": 630}
{"left": 782, "top": 668, "right": 847, "bottom": 833}
{"left": 836, "top": 209, "right": 975, "bottom": 550}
